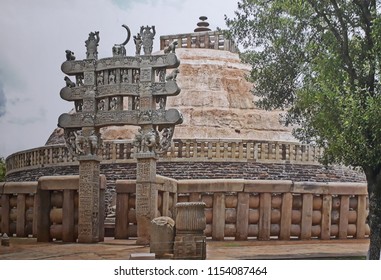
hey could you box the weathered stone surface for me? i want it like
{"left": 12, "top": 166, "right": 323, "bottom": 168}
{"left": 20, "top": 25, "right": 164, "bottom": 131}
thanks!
{"left": 45, "top": 128, "right": 65, "bottom": 145}
{"left": 174, "top": 202, "right": 206, "bottom": 260}
{"left": 47, "top": 48, "right": 294, "bottom": 145}
{"left": 150, "top": 216, "right": 175, "bottom": 258}
{"left": 175, "top": 202, "right": 206, "bottom": 233}
{"left": 174, "top": 234, "right": 206, "bottom": 260}
{"left": 77, "top": 158, "right": 100, "bottom": 243}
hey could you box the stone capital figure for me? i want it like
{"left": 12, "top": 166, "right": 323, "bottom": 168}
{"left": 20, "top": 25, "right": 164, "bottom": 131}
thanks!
{"left": 133, "top": 33, "right": 143, "bottom": 56}
{"left": 140, "top": 25, "right": 156, "bottom": 55}
{"left": 85, "top": 31, "right": 100, "bottom": 59}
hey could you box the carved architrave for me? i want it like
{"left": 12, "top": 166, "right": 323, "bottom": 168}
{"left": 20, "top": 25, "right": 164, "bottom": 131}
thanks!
{"left": 60, "top": 86, "right": 86, "bottom": 101}
{"left": 96, "top": 83, "right": 138, "bottom": 98}
{"left": 152, "top": 83, "right": 165, "bottom": 95}
{"left": 140, "top": 67, "right": 152, "bottom": 82}
{"left": 60, "top": 108, "right": 181, "bottom": 129}
{"left": 151, "top": 80, "right": 180, "bottom": 96}
{"left": 61, "top": 53, "right": 179, "bottom": 76}
{"left": 84, "top": 72, "right": 95, "bottom": 85}
{"left": 94, "top": 110, "right": 139, "bottom": 127}
{"left": 58, "top": 113, "right": 94, "bottom": 128}
{"left": 61, "top": 60, "right": 85, "bottom": 75}
{"left": 139, "top": 96, "right": 152, "bottom": 110}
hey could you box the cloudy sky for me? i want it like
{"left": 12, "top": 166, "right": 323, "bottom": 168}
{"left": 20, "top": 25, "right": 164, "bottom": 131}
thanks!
{"left": 0, "top": 0, "right": 238, "bottom": 158}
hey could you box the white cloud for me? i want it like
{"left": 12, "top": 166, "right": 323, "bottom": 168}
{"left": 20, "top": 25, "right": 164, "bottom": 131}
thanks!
{"left": 0, "top": 0, "right": 238, "bottom": 157}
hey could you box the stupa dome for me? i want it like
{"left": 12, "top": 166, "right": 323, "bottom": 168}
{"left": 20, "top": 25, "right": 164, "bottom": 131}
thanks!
{"left": 47, "top": 26, "right": 295, "bottom": 145}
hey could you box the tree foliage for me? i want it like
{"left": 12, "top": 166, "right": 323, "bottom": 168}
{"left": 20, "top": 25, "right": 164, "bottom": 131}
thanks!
{"left": 226, "top": 0, "right": 381, "bottom": 259}
{"left": 0, "top": 157, "right": 6, "bottom": 182}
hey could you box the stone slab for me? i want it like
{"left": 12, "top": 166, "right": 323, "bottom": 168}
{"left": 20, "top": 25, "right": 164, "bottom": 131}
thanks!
{"left": 244, "top": 180, "right": 293, "bottom": 193}
{"left": 129, "top": 253, "right": 155, "bottom": 260}
{"left": 177, "top": 179, "right": 245, "bottom": 193}
{"left": 39, "top": 175, "right": 80, "bottom": 190}
{"left": 3, "top": 182, "right": 38, "bottom": 194}
{"left": 115, "top": 180, "right": 136, "bottom": 193}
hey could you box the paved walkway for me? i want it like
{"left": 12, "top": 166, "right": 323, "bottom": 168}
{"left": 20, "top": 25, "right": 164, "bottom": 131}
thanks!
{"left": 0, "top": 237, "right": 369, "bottom": 260}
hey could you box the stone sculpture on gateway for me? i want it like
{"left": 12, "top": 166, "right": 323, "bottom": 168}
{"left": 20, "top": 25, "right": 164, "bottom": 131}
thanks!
{"left": 58, "top": 24, "right": 183, "bottom": 244}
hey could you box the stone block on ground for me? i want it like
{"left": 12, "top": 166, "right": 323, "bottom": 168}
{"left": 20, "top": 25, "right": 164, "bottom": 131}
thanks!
{"left": 150, "top": 216, "right": 175, "bottom": 258}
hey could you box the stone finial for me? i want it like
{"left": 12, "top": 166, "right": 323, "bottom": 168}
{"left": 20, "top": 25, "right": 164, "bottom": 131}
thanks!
{"left": 140, "top": 25, "right": 156, "bottom": 55}
{"left": 133, "top": 33, "right": 143, "bottom": 56}
{"left": 112, "top": 24, "right": 131, "bottom": 57}
{"left": 194, "top": 16, "right": 211, "bottom": 32}
{"left": 85, "top": 31, "right": 100, "bottom": 59}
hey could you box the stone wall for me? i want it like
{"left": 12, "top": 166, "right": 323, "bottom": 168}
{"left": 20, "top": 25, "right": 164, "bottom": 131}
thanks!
{"left": 6, "top": 161, "right": 365, "bottom": 183}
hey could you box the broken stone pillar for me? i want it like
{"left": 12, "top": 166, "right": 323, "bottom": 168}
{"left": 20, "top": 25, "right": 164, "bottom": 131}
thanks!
{"left": 1, "top": 233, "right": 10, "bottom": 246}
{"left": 174, "top": 202, "right": 206, "bottom": 259}
{"left": 150, "top": 216, "right": 175, "bottom": 258}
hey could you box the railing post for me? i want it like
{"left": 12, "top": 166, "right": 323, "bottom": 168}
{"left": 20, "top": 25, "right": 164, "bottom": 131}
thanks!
{"left": 321, "top": 194, "right": 332, "bottom": 240}
{"left": 258, "top": 193, "right": 271, "bottom": 240}
{"left": 356, "top": 195, "right": 367, "bottom": 238}
{"left": 62, "top": 189, "right": 75, "bottom": 242}
{"left": 16, "top": 194, "right": 26, "bottom": 237}
{"left": 339, "top": 195, "right": 350, "bottom": 239}
{"left": 280, "top": 192, "right": 293, "bottom": 240}
{"left": 1, "top": 193, "right": 10, "bottom": 235}
{"left": 212, "top": 193, "right": 225, "bottom": 240}
{"left": 301, "top": 194, "right": 313, "bottom": 240}
{"left": 236, "top": 192, "right": 249, "bottom": 240}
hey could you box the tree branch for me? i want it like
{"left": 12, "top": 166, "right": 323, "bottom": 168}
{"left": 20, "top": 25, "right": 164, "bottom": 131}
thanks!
{"left": 353, "top": 0, "right": 376, "bottom": 94}
{"left": 307, "top": 0, "right": 357, "bottom": 88}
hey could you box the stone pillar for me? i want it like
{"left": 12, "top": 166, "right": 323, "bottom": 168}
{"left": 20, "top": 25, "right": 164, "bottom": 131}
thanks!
{"left": 135, "top": 153, "right": 158, "bottom": 245}
{"left": 174, "top": 202, "right": 206, "bottom": 259}
{"left": 78, "top": 156, "right": 100, "bottom": 243}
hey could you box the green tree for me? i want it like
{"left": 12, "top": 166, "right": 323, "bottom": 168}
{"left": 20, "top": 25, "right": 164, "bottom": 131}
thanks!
{"left": 226, "top": 0, "right": 381, "bottom": 259}
{"left": 0, "top": 157, "right": 6, "bottom": 182}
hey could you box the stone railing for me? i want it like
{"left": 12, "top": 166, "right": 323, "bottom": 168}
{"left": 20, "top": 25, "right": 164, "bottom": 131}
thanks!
{"left": 1, "top": 177, "right": 369, "bottom": 242}
{"left": 114, "top": 175, "right": 177, "bottom": 239}
{"left": 5, "top": 139, "right": 325, "bottom": 175}
{"left": 160, "top": 30, "right": 238, "bottom": 53}
{"left": 0, "top": 181, "right": 38, "bottom": 237}
{"left": 0, "top": 175, "right": 106, "bottom": 242}
{"left": 114, "top": 179, "right": 369, "bottom": 241}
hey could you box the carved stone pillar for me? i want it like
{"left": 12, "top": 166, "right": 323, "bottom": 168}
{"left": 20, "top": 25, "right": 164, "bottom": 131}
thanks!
{"left": 174, "top": 202, "right": 206, "bottom": 259}
{"left": 78, "top": 156, "right": 100, "bottom": 243}
{"left": 135, "top": 153, "right": 158, "bottom": 245}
